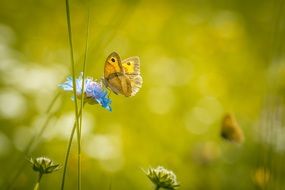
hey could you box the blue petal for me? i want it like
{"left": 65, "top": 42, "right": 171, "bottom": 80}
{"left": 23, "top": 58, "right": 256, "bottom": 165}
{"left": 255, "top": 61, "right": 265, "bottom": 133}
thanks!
{"left": 96, "top": 94, "right": 112, "bottom": 111}
{"left": 58, "top": 79, "right": 73, "bottom": 91}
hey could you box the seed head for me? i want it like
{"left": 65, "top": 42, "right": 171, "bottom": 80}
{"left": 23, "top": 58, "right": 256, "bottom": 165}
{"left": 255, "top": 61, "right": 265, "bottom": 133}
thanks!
{"left": 29, "top": 156, "right": 61, "bottom": 174}
{"left": 145, "top": 166, "right": 179, "bottom": 189}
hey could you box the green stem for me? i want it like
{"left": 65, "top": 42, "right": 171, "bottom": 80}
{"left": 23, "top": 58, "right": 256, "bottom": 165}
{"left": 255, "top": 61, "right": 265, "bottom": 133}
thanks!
{"left": 77, "top": 143, "right": 81, "bottom": 190}
{"left": 77, "top": 8, "right": 90, "bottom": 190}
{"left": 64, "top": 0, "right": 81, "bottom": 190}
{"left": 80, "top": 7, "right": 90, "bottom": 133}
{"left": 33, "top": 173, "right": 43, "bottom": 190}
{"left": 61, "top": 121, "right": 76, "bottom": 190}
{"left": 61, "top": 107, "right": 83, "bottom": 190}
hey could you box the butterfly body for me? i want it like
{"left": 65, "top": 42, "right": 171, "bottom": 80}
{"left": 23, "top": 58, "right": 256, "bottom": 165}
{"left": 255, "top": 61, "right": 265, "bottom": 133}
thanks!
{"left": 103, "top": 52, "right": 142, "bottom": 97}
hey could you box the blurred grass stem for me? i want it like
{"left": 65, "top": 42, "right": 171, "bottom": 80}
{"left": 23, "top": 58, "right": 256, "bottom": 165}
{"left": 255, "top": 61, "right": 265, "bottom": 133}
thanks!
{"left": 33, "top": 173, "right": 42, "bottom": 190}
{"left": 5, "top": 92, "right": 61, "bottom": 190}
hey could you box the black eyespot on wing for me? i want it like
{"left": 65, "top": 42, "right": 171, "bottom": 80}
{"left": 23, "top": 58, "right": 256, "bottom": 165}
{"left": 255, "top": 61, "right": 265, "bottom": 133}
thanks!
{"left": 111, "top": 58, "right": 116, "bottom": 62}
{"left": 127, "top": 62, "right": 131, "bottom": 65}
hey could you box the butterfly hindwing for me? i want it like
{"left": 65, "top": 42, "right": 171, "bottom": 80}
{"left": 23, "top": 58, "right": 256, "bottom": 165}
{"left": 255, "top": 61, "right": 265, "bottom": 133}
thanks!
{"left": 106, "top": 75, "right": 132, "bottom": 96}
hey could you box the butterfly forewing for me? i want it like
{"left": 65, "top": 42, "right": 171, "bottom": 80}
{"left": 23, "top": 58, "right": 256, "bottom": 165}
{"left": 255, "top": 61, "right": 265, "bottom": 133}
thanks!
{"left": 104, "top": 52, "right": 124, "bottom": 79}
{"left": 103, "top": 52, "right": 131, "bottom": 97}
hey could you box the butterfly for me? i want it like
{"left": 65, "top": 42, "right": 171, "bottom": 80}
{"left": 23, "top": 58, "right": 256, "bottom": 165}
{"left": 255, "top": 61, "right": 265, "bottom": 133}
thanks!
{"left": 221, "top": 113, "right": 244, "bottom": 144}
{"left": 102, "top": 52, "right": 143, "bottom": 97}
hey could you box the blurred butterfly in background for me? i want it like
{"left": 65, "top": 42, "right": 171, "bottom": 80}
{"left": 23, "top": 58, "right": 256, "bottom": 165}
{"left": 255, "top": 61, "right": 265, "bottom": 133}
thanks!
{"left": 221, "top": 113, "right": 244, "bottom": 144}
{"left": 102, "top": 52, "right": 143, "bottom": 97}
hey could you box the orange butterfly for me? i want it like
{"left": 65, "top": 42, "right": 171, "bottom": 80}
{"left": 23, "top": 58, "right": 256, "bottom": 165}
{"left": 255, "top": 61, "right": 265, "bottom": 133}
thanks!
{"left": 102, "top": 52, "right": 143, "bottom": 97}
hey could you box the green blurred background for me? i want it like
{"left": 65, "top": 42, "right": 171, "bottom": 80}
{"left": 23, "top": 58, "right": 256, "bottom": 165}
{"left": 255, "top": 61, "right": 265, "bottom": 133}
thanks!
{"left": 0, "top": 0, "right": 285, "bottom": 189}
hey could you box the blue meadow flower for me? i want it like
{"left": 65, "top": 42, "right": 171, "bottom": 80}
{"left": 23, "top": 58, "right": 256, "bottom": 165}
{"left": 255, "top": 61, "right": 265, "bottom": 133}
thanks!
{"left": 59, "top": 73, "right": 112, "bottom": 111}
